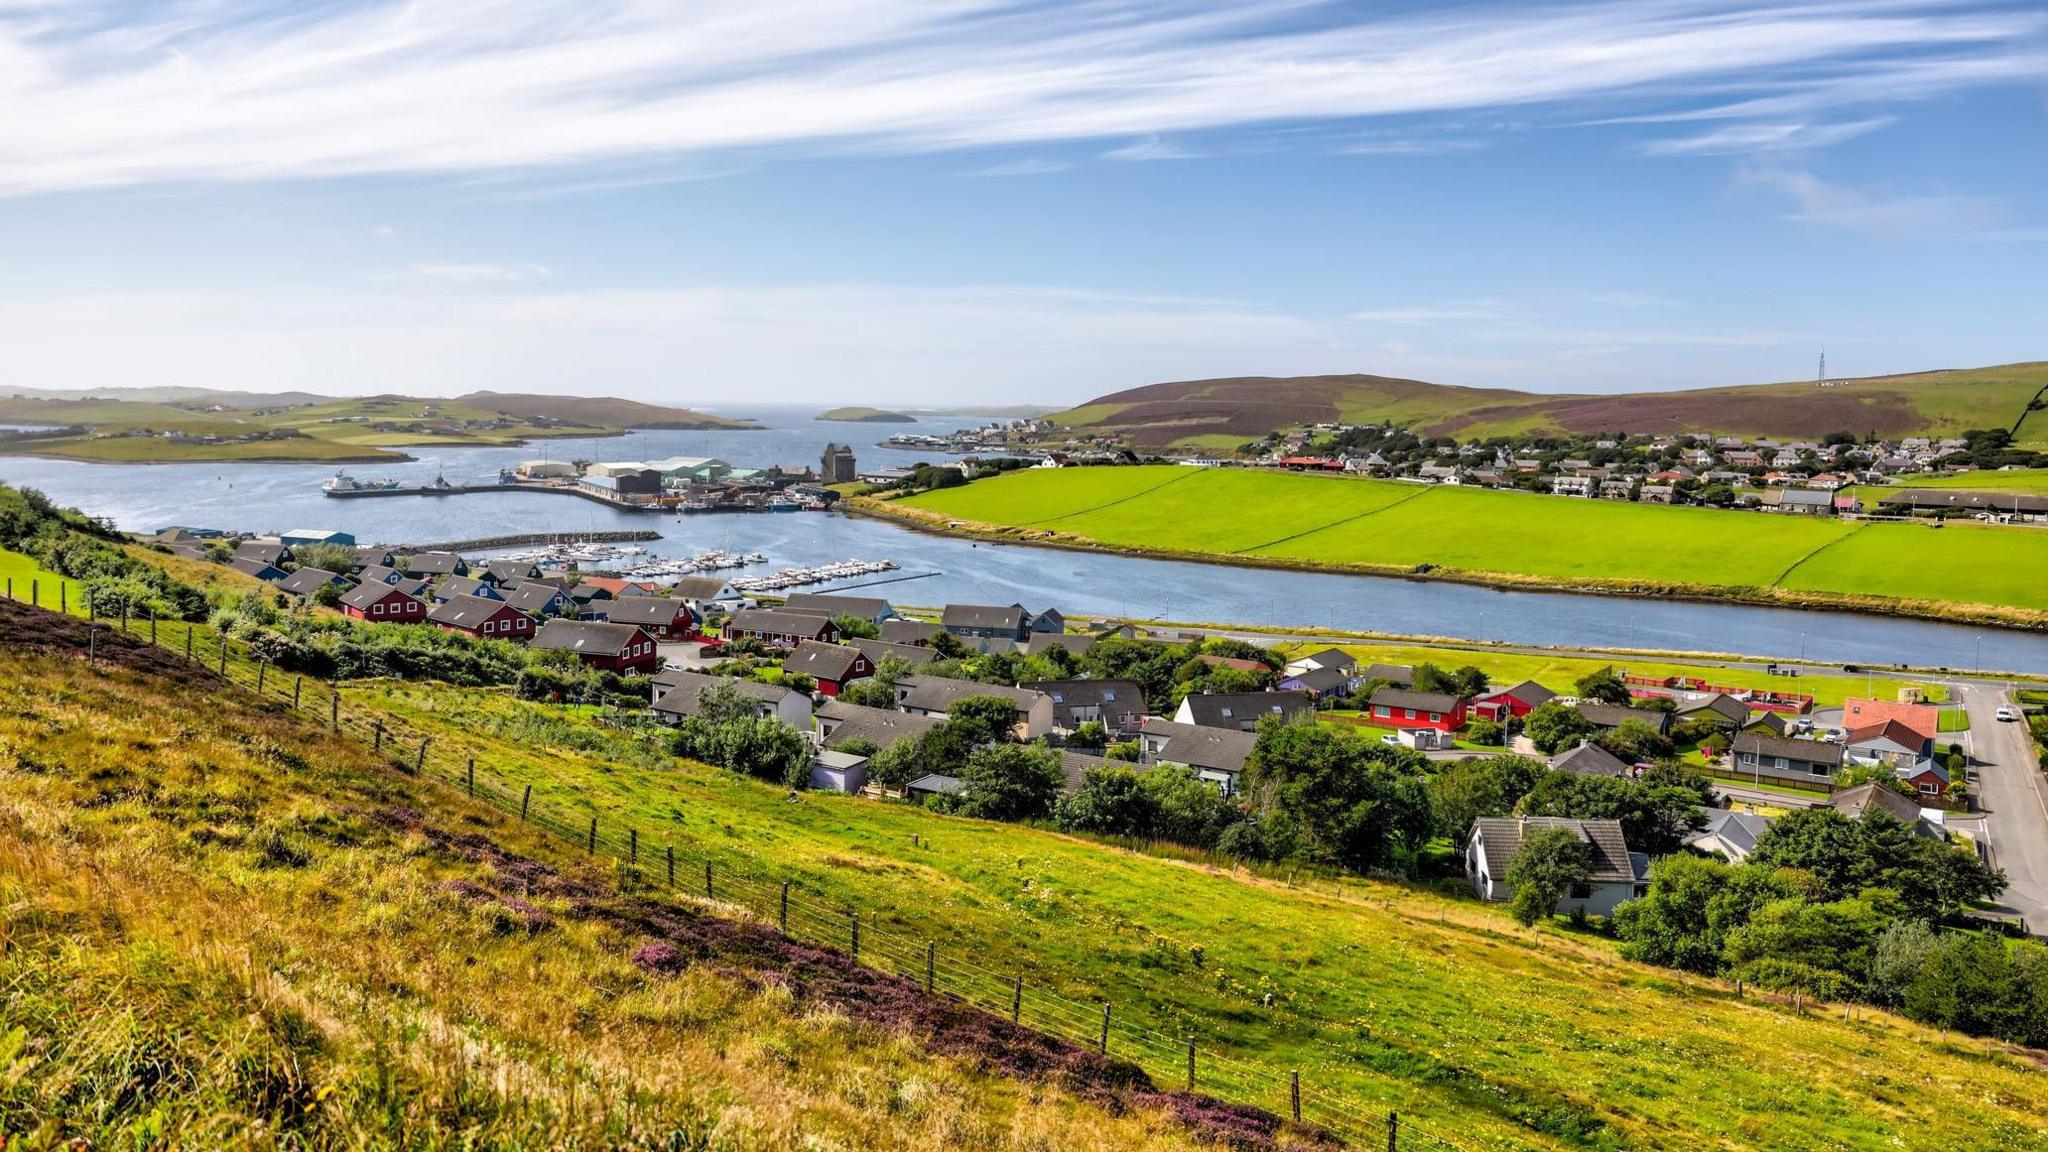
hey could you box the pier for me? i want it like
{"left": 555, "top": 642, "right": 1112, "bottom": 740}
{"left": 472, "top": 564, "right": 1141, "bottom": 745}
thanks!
{"left": 391, "top": 529, "right": 663, "bottom": 553}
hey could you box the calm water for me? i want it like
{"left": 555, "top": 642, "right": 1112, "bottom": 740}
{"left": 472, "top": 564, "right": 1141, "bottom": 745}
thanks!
{"left": 4, "top": 404, "right": 2046, "bottom": 673}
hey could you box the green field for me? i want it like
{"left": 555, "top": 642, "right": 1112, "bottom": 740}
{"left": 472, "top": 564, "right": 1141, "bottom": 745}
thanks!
{"left": 894, "top": 467, "right": 2048, "bottom": 620}
{"left": 1855, "top": 468, "right": 2048, "bottom": 500}
{"left": 0, "top": 549, "right": 87, "bottom": 615}
{"left": 328, "top": 677, "right": 2048, "bottom": 1152}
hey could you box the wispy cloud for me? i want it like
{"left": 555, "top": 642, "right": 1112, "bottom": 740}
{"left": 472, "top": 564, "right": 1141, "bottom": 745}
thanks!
{"left": 1351, "top": 302, "right": 1505, "bottom": 325}
{"left": 380, "top": 262, "right": 552, "bottom": 286}
{"left": 0, "top": 1, "right": 2037, "bottom": 194}
{"left": 1103, "top": 137, "right": 1201, "bottom": 161}
{"left": 1641, "top": 116, "right": 1894, "bottom": 155}
{"left": 1737, "top": 165, "right": 2046, "bottom": 240}
{"left": 964, "top": 158, "right": 1070, "bottom": 178}
{"left": 1329, "top": 138, "right": 1490, "bottom": 157}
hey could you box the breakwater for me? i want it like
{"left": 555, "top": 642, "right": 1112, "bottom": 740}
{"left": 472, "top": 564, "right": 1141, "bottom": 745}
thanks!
{"left": 392, "top": 529, "right": 663, "bottom": 553}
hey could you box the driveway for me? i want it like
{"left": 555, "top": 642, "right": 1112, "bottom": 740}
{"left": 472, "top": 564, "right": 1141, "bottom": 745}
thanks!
{"left": 1959, "top": 683, "right": 2048, "bottom": 932}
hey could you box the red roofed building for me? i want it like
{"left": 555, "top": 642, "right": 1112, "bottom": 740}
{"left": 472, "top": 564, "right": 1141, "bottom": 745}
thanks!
{"left": 1840, "top": 698, "right": 1940, "bottom": 746}
{"left": 339, "top": 581, "right": 428, "bottom": 624}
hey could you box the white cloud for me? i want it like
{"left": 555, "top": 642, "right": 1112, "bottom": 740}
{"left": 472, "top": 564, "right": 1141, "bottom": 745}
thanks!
{"left": 0, "top": 1, "right": 2036, "bottom": 193}
{"left": 964, "top": 158, "right": 1070, "bottom": 177}
{"left": 1737, "top": 165, "right": 2045, "bottom": 239}
{"left": 1103, "top": 137, "right": 1201, "bottom": 161}
{"left": 379, "top": 262, "right": 552, "bottom": 285}
{"left": 1351, "top": 302, "right": 1504, "bottom": 325}
{"left": 1330, "top": 138, "right": 1490, "bottom": 157}
{"left": 1641, "top": 116, "right": 1894, "bottom": 155}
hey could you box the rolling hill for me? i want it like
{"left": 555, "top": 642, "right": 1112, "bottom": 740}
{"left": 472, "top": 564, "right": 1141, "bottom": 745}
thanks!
{"left": 1049, "top": 362, "right": 2048, "bottom": 450}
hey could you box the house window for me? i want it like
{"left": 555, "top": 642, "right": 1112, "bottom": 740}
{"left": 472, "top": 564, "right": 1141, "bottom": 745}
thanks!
{"left": 1810, "top": 764, "right": 1829, "bottom": 777}
{"left": 1568, "top": 882, "right": 1592, "bottom": 899}
{"left": 372, "top": 602, "right": 384, "bottom": 616}
{"left": 1773, "top": 756, "right": 1788, "bottom": 770}
{"left": 1375, "top": 706, "right": 1390, "bottom": 718}
{"left": 1918, "top": 781, "right": 1938, "bottom": 794}
{"left": 1429, "top": 712, "right": 1442, "bottom": 722}
{"left": 1404, "top": 709, "right": 1416, "bottom": 720}
{"left": 483, "top": 620, "right": 494, "bottom": 633}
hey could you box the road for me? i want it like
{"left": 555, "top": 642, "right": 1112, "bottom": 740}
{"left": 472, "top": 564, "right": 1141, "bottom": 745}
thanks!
{"left": 1960, "top": 683, "right": 2048, "bottom": 931}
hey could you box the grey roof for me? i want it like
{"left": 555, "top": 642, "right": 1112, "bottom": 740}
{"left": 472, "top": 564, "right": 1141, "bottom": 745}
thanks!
{"left": 1479, "top": 680, "right": 1556, "bottom": 708}
{"left": 779, "top": 592, "right": 893, "bottom": 620}
{"left": 1571, "top": 702, "right": 1663, "bottom": 731}
{"left": 1686, "top": 808, "right": 1773, "bottom": 857}
{"left": 233, "top": 540, "right": 288, "bottom": 565}
{"left": 1830, "top": 781, "right": 1927, "bottom": 826}
{"left": 941, "top": 603, "right": 1028, "bottom": 632}
{"left": 437, "top": 576, "right": 497, "bottom": 601}
{"left": 1369, "top": 687, "right": 1463, "bottom": 714}
{"left": 728, "top": 608, "right": 835, "bottom": 638}
{"left": 1140, "top": 718, "right": 1259, "bottom": 776}
{"left": 358, "top": 564, "right": 403, "bottom": 586}
{"left": 1678, "top": 693, "right": 1751, "bottom": 725}
{"left": 907, "top": 774, "right": 964, "bottom": 796}
{"left": 1747, "top": 712, "right": 1792, "bottom": 736}
{"left": 1732, "top": 730, "right": 1844, "bottom": 767}
{"left": 229, "top": 557, "right": 286, "bottom": 580}
{"left": 402, "top": 551, "right": 464, "bottom": 575}
{"left": 393, "top": 577, "right": 432, "bottom": 598}
{"left": 1776, "top": 488, "right": 1834, "bottom": 507}
{"left": 352, "top": 546, "right": 394, "bottom": 566}
{"left": 1470, "top": 817, "right": 1636, "bottom": 884}
{"left": 428, "top": 593, "right": 526, "bottom": 629}
{"left": 1285, "top": 666, "right": 1354, "bottom": 694}
{"left": 569, "top": 581, "right": 614, "bottom": 602}
{"left": 850, "top": 637, "right": 938, "bottom": 668}
{"left": 276, "top": 567, "right": 344, "bottom": 596}
{"left": 815, "top": 700, "right": 944, "bottom": 750}
{"left": 670, "top": 575, "right": 737, "bottom": 603}
{"left": 1021, "top": 679, "right": 1147, "bottom": 729}
{"left": 1180, "top": 690, "right": 1313, "bottom": 729}
{"left": 603, "top": 596, "right": 691, "bottom": 628}
{"left": 531, "top": 619, "right": 650, "bottom": 658}
{"left": 1023, "top": 632, "right": 1096, "bottom": 657}
{"left": 499, "top": 582, "right": 568, "bottom": 615}
{"left": 880, "top": 619, "right": 944, "bottom": 646}
{"left": 1057, "top": 750, "right": 1124, "bottom": 795}
{"left": 650, "top": 669, "right": 801, "bottom": 718}
{"left": 782, "top": 640, "right": 869, "bottom": 682}
{"left": 1293, "top": 647, "right": 1356, "bottom": 672}
{"left": 481, "top": 560, "right": 539, "bottom": 583}
{"left": 1551, "top": 741, "right": 1630, "bottom": 778}
{"left": 340, "top": 581, "right": 419, "bottom": 611}
{"left": 896, "top": 675, "right": 1045, "bottom": 715}
{"left": 1361, "top": 663, "right": 1415, "bottom": 686}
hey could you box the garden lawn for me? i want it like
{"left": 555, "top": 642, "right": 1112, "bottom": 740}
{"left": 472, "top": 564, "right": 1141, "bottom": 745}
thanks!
{"left": 334, "top": 678, "right": 2048, "bottom": 1152}
{"left": 1775, "top": 522, "right": 2048, "bottom": 613}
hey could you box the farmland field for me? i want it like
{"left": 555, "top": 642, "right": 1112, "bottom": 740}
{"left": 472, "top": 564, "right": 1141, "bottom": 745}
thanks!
{"left": 1857, "top": 467, "right": 2048, "bottom": 497}
{"left": 895, "top": 467, "right": 2048, "bottom": 620}
{"left": 333, "top": 676, "right": 2048, "bottom": 1152}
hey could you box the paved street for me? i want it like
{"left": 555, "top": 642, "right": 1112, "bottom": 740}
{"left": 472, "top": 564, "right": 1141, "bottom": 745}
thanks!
{"left": 1958, "top": 683, "right": 2048, "bottom": 931}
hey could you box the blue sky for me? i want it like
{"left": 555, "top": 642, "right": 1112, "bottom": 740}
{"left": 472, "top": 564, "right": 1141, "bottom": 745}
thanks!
{"left": 0, "top": 1, "right": 2043, "bottom": 407}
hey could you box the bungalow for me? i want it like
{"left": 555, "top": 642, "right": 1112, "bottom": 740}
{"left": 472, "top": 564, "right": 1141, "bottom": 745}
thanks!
{"left": 650, "top": 668, "right": 811, "bottom": 729}
{"left": 1550, "top": 741, "right": 1631, "bottom": 778}
{"left": 1675, "top": 693, "right": 1751, "bottom": 732}
{"left": 1571, "top": 702, "right": 1670, "bottom": 735}
{"left": 393, "top": 577, "right": 433, "bottom": 600}
{"left": 1831, "top": 781, "right": 1948, "bottom": 838}
{"left": 498, "top": 581, "right": 572, "bottom": 618}
{"left": 603, "top": 596, "right": 697, "bottom": 640}
{"left": 427, "top": 594, "right": 534, "bottom": 642}
{"left": 228, "top": 556, "right": 285, "bottom": 582}
{"left": 338, "top": 581, "right": 428, "bottom": 624}
{"left": 1893, "top": 759, "right": 1952, "bottom": 803}
{"left": 1137, "top": 718, "right": 1260, "bottom": 794}
{"left": 893, "top": 676, "right": 1054, "bottom": 739}
{"left": 1841, "top": 698, "right": 1939, "bottom": 747}
{"left": 849, "top": 637, "right": 939, "bottom": 670}
{"left": 357, "top": 564, "right": 404, "bottom": 587}
{"left": 1472, "top": 680, "right": 1556, "bottom": 722}
{"left": 1638, "top": 485, "right": 1675, "bottom": 504}
{"left": 813, "top": 699, "right": 945, "bottom": 752}
{"left": 1685, "top": 809, "right": 1773, "bottom": 862}
{"left": 1175, "top": 690, "right": 1313, "bottom": 732}
{"left": 1283, "top": 648, "right": 1356, "bottom": 678}
{"left": 1361, "top": 663, "right": 1415, "bottom": 688}
{"left": 1022, "top": 632, "right": 1096, "bottom": 658}
{"left": 1551, "top": 475, "right": 1595, "bottom": 497}
{"left": 350, "top": 546, "right": 396, "bottom": 571}
{"left": 1465, "top": 817, "right": 1647, "bottom": 917}
{"left": 233, "top": 539, "right": 292, "bottom": 567}
{"left": 726, "top": 609, "right": 838, "bottom": 648}
{"left": 432, "top": 575, "right": 501, "bottom": 603}
{"left": 1057, "top": 750, "right": 1124, "bottom": 796}
{"left": 1729, "top": 731, "right": 1843, "bottom": 787}
{"left": 779, "top": 592, "right": 897, "bottom": 628}
{"left": 1771, "top": 489, "right": 1835, "bottom": 516}
{"left": 670, "top": 575, "right": 744, "bottom": 617}
{"left": 276, "top": 566, "right": 346, "bottom": 598}
{"left": 477, "top": 560, "right": 541, "bottom": 588}
{"left": 1021, "top": 679, "right": 1147, "bottom": 735}
{"left": 1844, "top": 718, "right": 1934, "bottom": 767}
{"left": 401, "top": 551, "right": 467, "bottom": 578}
{"left": 940, "top": 603, "right": 1064, "bottom": 642}
{"left": 781, "top": 641, "right": 875, "bottom": 697}
{"left": 1368, "top": 687, "right": 1467, "bottom": 732}
{"left": 530, "top": 619, "right": 659, "bottom": 676}
{"left": 880, "top": 619, "right": 945, "bottom": 647}
{"left": 1278, "top": 664, "right": 1355, "bottom": 701}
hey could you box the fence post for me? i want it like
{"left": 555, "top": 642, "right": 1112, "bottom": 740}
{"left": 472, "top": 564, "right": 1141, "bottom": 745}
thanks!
{"left": 466, "top": 757, "right": 476, "bottom": 798}
{"left": 330, "top": 688, "right": 339, "bottom": 732}
{"left": 4, "top": 577, "right": 9, "bottom": 599}
{"left": 629, "top": 828, "right": 638, "bottom": 866}
{"left": 850, "top": 913, "right": 859, "bottom": 962}
{"left": 88, "top": 627, "right": 96, "bottom": 664}
{"left": 293, "top": 676, "right": 302, "bottom": 710}
{"left": 59, "top": 584, "right": 65, "bottom": 614}
{"left": 256, "top": 660, "right": 266, "bottom": 693}
{"left": 587, "top": 817, "right": 597, "bottom": 854}
{"left": 1387, "top": 1112, "right": 1399, "bottom": 1152}
{"left": 1185, "top": 1039, "right": 1195, "bottom": 1092}
{"left": 1290, "top": 1070, "right": 1301, "bottom": 1123}
{"left": 667, "top": 846, "right": 675, "bottom": 886}
{"left": 521, "top": 784, "right": 532, "bottom": 821}
{"left": 780, "top": 882, "right": 790, "bottom": 933}
{"left": 926, "top": 942, "right": 935, "bottom": 995}
{"left": 185, "top": 628, "right": 193, "bottom": 662}
{"left": 1011, "top": 976, "right": 1022, "bottom": 1023}
{"left": 149, "top": 613, "right": 157, "bottom": 645}
{"left": 218, "top": 643, "right": 226, "bottom": 677}
{"left": 415, "top": 739, "right": 428, "bottom": 774}
{"left": 1100, "top": 1004, "right": 1111, "bottom": 1055}
{"left": 373, "top": 722, "right": 384, "bottom": 751}
{"left": 29, "top": 579, "right": 36, "bottom": 607}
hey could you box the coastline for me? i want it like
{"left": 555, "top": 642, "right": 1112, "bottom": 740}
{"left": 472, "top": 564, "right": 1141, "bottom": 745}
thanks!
{"left": 846, "top": 493, "right": 2048, "bottom": 635}
{"left": 0, "top": 419, "right": 764, "bottom": 467}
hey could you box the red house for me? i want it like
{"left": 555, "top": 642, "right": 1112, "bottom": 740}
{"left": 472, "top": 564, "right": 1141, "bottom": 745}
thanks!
{"left": 1470, "top": 680, "right": 1557, "bottom": 722}
{"left": 339, "top": 581, "right": 428, "bottom": 624}
{"left": 530, "top": 619, "right": 659, "bottom": 675}
{"left": 781, "top": 640, "right": 875, "bottom": 697}
{"left": 600, "top": 595, "right": 697, "bottom": 640}
{"left": 1368, "top": 687, "right": 1467, "bottom": 732}
{"left": 428, "top": 594, "right": 534, "bottom": 642}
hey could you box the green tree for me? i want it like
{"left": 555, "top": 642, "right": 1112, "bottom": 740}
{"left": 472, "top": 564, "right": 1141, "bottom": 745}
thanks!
{"left": 1505, "top": 827, "right": 1595, "bottom": 926}
{"left": 1054, "top": 765, "right": 1159, "bottom": 838}
{"left": 1594, "top": 716, "right": 1673, "bottom": 761}
{"left": 1427, "top": 753, "right": 1546, "bottom": 840}
{"left": 1243, "top": 719, "right": 1432, "bottom": 872}
{"left": 947, "top": 695, "right": 1022, "bottom": 743}
{"left": 829, "top": 613, "right": 879, "bottom": 640}
{"left": 1575, "top": 668, "right": 1631, "bottom": 705}
{"left": 951, "top": 743, "right": 1064, "bottom": 821}
{"left": 292, "top": 541, "right": 358, "bottom": 574}
{"left": 1523, "top": 701, "right": 1594, "bottom": 754}
{"left": 1067, "top": 720, "right": 1108, "bottom": 750}
{"left": 1513, "top": 771, "right": 1707, "bottom": 856}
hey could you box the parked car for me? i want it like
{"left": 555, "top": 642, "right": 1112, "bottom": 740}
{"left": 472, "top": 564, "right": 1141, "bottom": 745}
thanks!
{"left": 1380, "top": 733, "right": 1401, "bottom": 746}
{"left": 1996, "top": 706, "right": 2017, "bottom": 722}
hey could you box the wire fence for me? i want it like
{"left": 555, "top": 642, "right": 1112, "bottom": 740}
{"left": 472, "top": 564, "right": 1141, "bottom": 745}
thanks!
{"left": 17, "top": 589, "right": 1509, "bottom": 1152}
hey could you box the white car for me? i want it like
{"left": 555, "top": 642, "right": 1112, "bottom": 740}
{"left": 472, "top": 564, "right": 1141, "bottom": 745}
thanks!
{"left": 1380, "top": 733, "right": 1401, "bottom": 746}
{"left": 1996, "top": 706, "right": 2017, "bottom": 722}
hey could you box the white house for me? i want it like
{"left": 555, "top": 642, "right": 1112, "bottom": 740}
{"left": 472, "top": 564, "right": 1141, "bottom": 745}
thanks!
{"left": 1465, "top": 817, "right": 1648, "bottom": 917}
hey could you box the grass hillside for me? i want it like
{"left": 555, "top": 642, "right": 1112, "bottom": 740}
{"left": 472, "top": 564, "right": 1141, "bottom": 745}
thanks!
{"left": 0, "top": 613, "right": 1246, "bottom": 1151}
{"left": 1050, "top": 363, "right": 2048, "bottom": 449}
{"left": 885, "top": 466, "right": 2048, "bottom": 626}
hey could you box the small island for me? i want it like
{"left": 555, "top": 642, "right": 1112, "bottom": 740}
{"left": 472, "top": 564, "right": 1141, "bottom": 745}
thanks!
{"left": 816, "top": 406, "right": 917, "bottom": 424}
